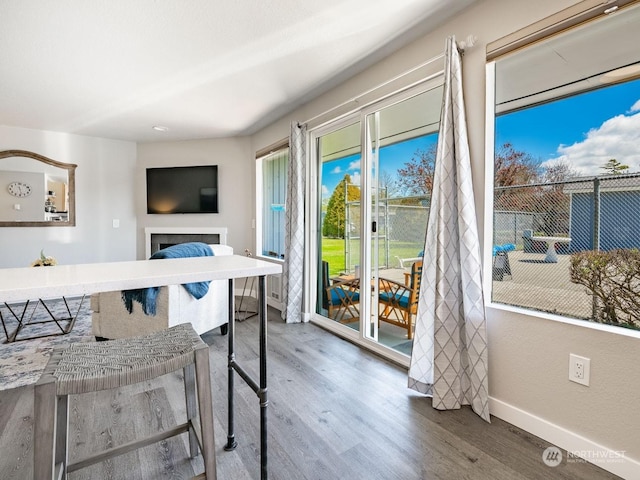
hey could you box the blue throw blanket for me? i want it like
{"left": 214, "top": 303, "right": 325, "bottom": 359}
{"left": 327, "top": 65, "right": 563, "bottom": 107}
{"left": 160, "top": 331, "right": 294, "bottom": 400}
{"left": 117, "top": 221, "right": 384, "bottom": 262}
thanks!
{"left": 122, "top": 242, "right": 214, "bottom": 316}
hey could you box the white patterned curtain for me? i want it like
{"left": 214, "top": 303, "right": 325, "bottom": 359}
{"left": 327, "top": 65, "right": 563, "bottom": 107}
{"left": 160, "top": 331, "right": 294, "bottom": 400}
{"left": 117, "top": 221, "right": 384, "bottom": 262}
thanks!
{"left": 408, "top": 36, "right": 490, "bottom": 422}
{"left": 281, "top": 122, "right": 307, "bottom": 323}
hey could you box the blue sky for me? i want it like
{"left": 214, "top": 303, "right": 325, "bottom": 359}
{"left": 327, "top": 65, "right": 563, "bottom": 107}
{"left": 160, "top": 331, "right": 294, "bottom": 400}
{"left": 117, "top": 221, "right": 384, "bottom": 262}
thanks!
{"left": 496, "top": 78, "right": 640, "bottom": 176}
{"left": 321, "top": 134, "right": 438, "bottom": 199}
{"left": 321, "top": 77, "right": 640, "bottom": 198}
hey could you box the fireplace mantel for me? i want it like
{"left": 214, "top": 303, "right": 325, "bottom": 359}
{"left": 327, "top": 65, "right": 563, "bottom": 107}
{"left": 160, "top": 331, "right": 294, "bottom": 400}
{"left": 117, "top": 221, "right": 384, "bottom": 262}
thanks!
{"left": 145, "top": 227, "right": 228, "bottom": 258}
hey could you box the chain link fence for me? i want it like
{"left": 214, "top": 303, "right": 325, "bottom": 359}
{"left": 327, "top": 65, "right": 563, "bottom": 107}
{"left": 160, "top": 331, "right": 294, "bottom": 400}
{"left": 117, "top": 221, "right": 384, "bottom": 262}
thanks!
{"left": 492, "top": 173, "right": 640, "bottom": 330}
{"left": 345, "top": 196, "right": 429, "bottom": 272}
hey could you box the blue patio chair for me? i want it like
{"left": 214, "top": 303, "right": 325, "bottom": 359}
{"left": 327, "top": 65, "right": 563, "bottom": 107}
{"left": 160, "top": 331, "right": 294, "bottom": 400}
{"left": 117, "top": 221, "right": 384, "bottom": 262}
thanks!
{"left": 492, "top": 243, "right": 514, "bottom": 281}
{"left": 378, "top": 259, "right": 422, "bottom": 339}
{"left": 321, "top": 261, "right": 360, "bottom": 322}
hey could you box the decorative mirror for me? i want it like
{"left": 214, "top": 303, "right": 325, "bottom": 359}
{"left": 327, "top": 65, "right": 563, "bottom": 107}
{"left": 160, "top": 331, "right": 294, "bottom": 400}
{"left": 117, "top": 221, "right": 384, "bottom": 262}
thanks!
{"left": 0, "top": 150, "right": 76, "bottom": 227}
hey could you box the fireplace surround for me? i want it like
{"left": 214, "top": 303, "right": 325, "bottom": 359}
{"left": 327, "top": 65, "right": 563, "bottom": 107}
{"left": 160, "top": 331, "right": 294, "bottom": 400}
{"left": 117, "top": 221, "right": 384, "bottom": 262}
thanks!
{"left": 145, "top": 227, "right": 228, "bottom": 258}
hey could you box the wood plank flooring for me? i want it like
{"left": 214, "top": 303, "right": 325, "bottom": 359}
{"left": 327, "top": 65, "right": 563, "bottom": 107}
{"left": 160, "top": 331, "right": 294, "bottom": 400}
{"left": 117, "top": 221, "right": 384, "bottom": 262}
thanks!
{"left": 0, "top": 307, "right": 622, "bottom": 479}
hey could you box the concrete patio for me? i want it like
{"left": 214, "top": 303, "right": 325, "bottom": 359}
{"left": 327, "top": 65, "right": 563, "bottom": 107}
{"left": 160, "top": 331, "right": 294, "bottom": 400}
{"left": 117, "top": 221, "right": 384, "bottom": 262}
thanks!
{"left": 380, "top": 250, "right": 594, "bottom": 320}
{"left": 491, "top": 249, "right": 592, "bottom": 319}
{"left": 332, "top": 251, "right": 595, "bottom": 354}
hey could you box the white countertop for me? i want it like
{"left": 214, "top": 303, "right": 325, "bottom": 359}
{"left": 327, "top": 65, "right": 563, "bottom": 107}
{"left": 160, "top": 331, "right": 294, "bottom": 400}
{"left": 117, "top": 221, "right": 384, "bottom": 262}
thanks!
{"left": 0, "top": 255, "right": 282, "bottom": 303}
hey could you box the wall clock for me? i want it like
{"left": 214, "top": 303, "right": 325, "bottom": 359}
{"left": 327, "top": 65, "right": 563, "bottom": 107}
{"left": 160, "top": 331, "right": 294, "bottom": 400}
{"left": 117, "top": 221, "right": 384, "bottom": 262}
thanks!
{"left": 7, "top": 181, "right": 33, "bottom": 197}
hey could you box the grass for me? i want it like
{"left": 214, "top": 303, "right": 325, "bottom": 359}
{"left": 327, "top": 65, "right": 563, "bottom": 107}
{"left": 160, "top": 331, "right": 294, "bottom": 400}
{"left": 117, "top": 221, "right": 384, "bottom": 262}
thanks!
{"left": 320, "top": 237, "right": 424, "bottom": 277}
{"left": 321, "top": 238, "right": 347, "bottom": 277}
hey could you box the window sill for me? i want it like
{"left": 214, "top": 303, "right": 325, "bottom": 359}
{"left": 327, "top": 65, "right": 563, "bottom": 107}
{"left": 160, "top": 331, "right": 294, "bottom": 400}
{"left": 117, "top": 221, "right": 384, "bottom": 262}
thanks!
{"left": 255, "top": 254, "right": 284, "bottom": 265}
{"left": 486, "top": 301, "right": 640, "bottom": 340}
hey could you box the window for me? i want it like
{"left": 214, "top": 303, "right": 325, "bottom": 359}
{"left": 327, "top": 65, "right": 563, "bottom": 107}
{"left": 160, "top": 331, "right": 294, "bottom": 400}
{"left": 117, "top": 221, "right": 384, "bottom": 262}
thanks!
{"left": 488, "top": 3, "right": 640, "bottom": 331}
{"left": 257, "top": 146, "right": 288, "bottom": 259}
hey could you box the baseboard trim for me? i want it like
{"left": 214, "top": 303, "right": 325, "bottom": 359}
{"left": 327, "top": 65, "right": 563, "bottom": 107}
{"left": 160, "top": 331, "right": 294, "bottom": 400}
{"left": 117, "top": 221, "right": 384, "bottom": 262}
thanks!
{"left": 233, "top": 288, "right": 283, "bottom": 311}
{"left": 490, "top": 397, "right": 638, "bottom": 479}
{"left": 266, "top": 296, "right": 283, "bottom": 311}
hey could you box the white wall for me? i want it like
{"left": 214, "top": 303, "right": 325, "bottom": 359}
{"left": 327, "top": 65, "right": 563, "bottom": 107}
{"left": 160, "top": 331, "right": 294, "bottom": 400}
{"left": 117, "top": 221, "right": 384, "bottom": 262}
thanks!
{"left": 250, "top": 0, "right": 640, "bottom": 477}
{"left": 136, "top": 137, "right": 254, "bottom": 257}
{"left": 1, "top": 1, "right": 637, "bottom": 476}
{"left": 0, "top": 125, "right": 137, "bottom": 268}
{"left": 0, "top": 170, "right": 45, "bottom": 222}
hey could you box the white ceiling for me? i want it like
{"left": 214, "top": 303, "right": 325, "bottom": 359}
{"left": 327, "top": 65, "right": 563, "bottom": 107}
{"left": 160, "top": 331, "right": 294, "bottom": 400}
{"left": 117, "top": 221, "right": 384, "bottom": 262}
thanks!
{"left": 0, "top": 0, "right": 476, "bottom": 143}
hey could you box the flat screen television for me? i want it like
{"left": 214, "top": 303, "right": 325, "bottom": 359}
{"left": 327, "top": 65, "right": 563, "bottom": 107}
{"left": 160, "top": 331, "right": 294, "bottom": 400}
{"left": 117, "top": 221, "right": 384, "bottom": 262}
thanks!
{"left": 146, "top": 165, "right": 218, "bottom": 214}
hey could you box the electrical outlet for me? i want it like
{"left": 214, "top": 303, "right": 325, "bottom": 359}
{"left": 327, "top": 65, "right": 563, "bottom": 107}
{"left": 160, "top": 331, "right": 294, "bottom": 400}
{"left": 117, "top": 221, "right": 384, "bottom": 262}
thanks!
{"left": 569, "top": 354, "right": 590, "bottom": 386}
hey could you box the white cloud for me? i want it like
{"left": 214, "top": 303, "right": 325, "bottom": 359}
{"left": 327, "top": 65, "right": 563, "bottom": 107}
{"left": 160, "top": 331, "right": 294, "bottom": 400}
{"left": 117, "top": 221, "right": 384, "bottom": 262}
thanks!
{"left": 348, "top": 160, "right": 360, "bottom": 171}
{"left": 331, "top": 166, "right": 342, "bottom": 174}
{"left": 542, "top": 108, "right": 640, "bottom": 176}
{"left": 350, "top": 171, "right": 361, "bottom": 186}
{"left": 630, "top": 99, "right": 640, "bottom": 113}
{"left": 321, "top": 185, "right": 329, "bottom": 197}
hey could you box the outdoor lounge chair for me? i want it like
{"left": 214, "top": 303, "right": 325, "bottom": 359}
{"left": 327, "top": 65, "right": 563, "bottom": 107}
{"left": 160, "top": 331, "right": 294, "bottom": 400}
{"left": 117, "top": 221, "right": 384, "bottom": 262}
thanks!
{"left": 321, "top": 261, "right": 360, "bottom": 322}
{"left": 378, "top": 260, "right": 422, "bottom": 339}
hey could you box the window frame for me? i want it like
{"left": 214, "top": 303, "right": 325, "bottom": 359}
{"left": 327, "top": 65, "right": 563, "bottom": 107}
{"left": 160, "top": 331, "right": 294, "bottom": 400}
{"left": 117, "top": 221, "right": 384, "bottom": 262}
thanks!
{"left": 256, "top": 143, "right": 289, "bottom": 263}
{"left": 484, "top": 4, "right": 640, "bottom": 340}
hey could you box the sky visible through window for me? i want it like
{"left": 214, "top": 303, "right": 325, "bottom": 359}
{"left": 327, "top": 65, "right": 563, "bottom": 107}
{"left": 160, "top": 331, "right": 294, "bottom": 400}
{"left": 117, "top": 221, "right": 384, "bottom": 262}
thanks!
{"left": 321, "top": 77, "right": 640, "bottom": 200}
{"left": 496, "top": 78, "right": 640, "bottom": 176}
{"left": 321, "top": 134, "right": 438, "bottom": 200}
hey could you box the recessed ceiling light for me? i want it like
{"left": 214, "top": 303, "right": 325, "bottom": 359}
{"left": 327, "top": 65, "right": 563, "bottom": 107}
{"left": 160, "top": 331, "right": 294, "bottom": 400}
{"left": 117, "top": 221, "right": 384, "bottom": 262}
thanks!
{"left": 152, "top": 125, "right": 169, "bottom": 132}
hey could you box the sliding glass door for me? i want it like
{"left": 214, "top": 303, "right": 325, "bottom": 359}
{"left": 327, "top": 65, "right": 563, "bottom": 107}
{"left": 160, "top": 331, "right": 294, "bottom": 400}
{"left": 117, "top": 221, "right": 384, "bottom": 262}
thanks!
{"left": 316, "top": 119, "right": 362, "bottom": 328}
{"left": 314, "top": 82, "right": 443, "bottom": 358}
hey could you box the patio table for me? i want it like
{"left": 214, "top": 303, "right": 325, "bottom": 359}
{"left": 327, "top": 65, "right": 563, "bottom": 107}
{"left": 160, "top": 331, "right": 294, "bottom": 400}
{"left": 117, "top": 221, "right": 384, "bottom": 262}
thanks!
{"left": 530, "top": 235, "right": 571, "bottom": 263}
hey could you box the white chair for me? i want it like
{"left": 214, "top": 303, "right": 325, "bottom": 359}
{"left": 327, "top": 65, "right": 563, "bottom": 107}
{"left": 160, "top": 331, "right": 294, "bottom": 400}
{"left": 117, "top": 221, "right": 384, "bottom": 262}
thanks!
{"left": 91, "top": 244, "right": 232, "bottom": 339}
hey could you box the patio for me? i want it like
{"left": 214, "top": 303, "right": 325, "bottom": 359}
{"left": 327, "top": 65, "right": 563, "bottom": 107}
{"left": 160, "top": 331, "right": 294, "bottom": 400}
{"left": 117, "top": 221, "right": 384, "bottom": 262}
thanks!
{"left": 491, "top": 249, "right": 592, "bottom": 319}
{"left": 325, "top": 265, "right": 419, "bottom": 355}
{"left": 329, "top": 250, "right": 595, "bottom": 355}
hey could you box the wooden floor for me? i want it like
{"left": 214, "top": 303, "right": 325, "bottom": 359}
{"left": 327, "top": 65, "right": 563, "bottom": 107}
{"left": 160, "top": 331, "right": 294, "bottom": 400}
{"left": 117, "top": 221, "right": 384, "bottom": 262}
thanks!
{"left": 0, "top": 307, "right": 621, "bottom": 480}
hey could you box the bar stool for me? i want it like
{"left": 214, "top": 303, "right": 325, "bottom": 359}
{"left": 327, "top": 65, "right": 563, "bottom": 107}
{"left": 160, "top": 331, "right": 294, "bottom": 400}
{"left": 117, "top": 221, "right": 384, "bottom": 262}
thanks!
{"left": 34, "top": 323, "right": 217, "bottom": 479}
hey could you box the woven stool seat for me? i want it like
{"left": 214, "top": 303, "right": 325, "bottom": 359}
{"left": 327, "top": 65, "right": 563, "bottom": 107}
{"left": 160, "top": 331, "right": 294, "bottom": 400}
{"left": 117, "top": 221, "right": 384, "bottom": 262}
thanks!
{"left": 48, "top": 323, "right": 203, "bottom": 395}
{"left": 34, "top": 322, "right": 217, "bottom": 479}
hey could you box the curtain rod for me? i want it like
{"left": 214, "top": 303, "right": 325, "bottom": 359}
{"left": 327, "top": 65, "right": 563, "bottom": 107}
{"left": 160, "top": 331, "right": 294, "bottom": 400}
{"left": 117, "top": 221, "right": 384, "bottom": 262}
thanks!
{"left": 302, "top": 52, "right": 443, "bottom": 127}
{"left": 302, "top": 34, "right": 476, "bottom": 127}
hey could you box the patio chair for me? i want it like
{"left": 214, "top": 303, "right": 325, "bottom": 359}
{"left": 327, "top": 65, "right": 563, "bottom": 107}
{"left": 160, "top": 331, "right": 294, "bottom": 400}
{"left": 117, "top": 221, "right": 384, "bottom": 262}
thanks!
{"left": 378, "top": 260, "right": 422, "bottom": 339}
{"left": 321, "top": 261, "right": 360, "bottom": 322}
{"left": 522, "top": 229, "right": 546, "bottom": 253}
{"left": 492, "top": 243, "right": 514, "bottom": 281}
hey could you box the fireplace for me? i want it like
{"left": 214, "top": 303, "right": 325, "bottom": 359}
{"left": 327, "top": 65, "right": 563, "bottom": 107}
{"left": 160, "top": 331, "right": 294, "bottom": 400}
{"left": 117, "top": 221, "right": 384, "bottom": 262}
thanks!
{"left": 145, "top": 227, "right": 228, "bottom": 258}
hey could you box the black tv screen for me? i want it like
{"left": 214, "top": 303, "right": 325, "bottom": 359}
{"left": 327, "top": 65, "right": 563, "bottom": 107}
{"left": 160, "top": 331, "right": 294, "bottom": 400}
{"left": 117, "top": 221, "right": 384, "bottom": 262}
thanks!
{"left": 146, "top": 165, "right": 218, "bottom": 214}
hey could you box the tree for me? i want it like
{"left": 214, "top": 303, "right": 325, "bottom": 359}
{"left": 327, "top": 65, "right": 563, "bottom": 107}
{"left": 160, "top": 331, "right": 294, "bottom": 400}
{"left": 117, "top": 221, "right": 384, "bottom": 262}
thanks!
{"left": 494, "top": 142, "right": 539, "bottom": 187}
{"left": 600, "top": 158, "right": 629, "bottom": 175}
{"left": 541, "top": 159, "right": 577, "bottom": 184}
{"left": 538, "top": 160, "right": 576, "bottom": 235}
{"left": 396, "top": 144, "right": 437, "bottom": 196}
{"left": 322, "top": 174, "right": 360, "bottom": 238}
{"left": 493, "top": 143, "right": 541, "bottom": 212}
{"left": 378, "top": 170, "right": 400, "bottom": 199}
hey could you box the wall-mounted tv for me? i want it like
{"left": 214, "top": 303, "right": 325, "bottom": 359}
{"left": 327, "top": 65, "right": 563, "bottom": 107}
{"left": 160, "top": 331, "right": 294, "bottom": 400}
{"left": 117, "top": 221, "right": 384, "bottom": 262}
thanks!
{"left": 146, "top": 165, "right": 218, "bottom": 214}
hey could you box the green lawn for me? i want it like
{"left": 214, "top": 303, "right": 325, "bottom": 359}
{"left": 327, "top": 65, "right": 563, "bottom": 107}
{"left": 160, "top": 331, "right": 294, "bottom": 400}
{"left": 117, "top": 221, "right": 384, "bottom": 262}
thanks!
{"left": 321, "top": 238, "right": 346, "bottom": 277}
{"left": 320, "top": 237, "right": 423, "bottom": 277}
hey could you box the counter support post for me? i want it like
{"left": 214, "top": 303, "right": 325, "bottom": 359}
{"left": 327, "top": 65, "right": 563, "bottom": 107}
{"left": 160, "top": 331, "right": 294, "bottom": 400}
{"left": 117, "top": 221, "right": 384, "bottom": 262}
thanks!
{"left": 224, "top": 278, "right": 237, "bottom": 452}
{"left": 224, "top": 275, "right": 269, "bottom": 480}
{"left": 258, "top": 275, "right": 268, "bottom": 479}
